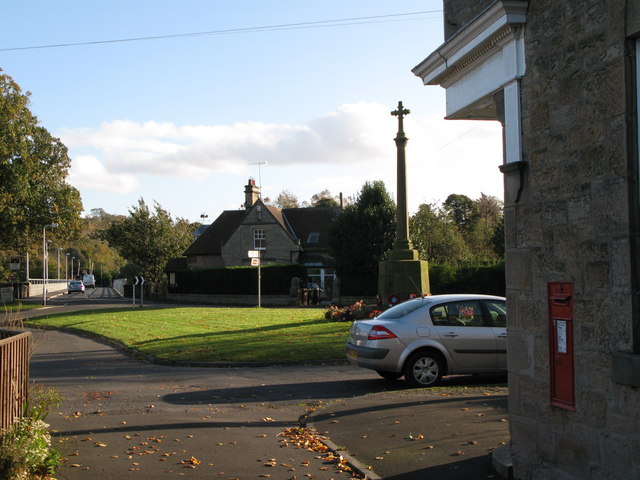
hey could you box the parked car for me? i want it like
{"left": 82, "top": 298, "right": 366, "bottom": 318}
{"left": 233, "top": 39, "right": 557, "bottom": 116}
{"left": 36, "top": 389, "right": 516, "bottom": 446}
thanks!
{"left": 68, "top": 280, "right": 85, "bottom": 294}
{"left": 345, "top": 294, "right": 507, "bottom": 387}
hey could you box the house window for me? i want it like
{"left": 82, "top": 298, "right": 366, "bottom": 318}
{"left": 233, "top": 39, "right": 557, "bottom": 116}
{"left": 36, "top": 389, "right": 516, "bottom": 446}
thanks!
{"left": 307, "top": 232, "right": 320, "bottom": 244}
{"left": 254, "top": 229, "right": 266, "bottom": 250}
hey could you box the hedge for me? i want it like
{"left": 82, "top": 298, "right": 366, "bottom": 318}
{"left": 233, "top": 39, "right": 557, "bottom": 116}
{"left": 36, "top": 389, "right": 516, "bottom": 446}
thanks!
{"left": 429, "top": 261, "right": 505, "bottom": 296}
{"left": 169, "top": 264, "right": 306, "bottom": 295}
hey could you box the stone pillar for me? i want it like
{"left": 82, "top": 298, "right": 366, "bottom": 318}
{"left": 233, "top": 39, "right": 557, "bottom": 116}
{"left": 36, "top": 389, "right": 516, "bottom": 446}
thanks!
{"left": 378, "top": 102, "right": 430, "bottom": 304}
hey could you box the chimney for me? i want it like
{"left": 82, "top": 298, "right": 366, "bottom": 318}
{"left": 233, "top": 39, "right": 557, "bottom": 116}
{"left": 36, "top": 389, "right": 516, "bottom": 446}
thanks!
{"left": 244, "top": 178, "right": 260, "bottom": 209}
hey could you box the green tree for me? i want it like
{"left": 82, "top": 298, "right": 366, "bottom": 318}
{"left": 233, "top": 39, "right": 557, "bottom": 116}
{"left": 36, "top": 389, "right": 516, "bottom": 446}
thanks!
{"left": 328, "top": 181, "right": 396, "bottom": 295}
{"left": 410, "top": 203, "right": 471, "bottom": 265}
{"left": 98, "top": 199, "right": 195, "bottom": 291}
{"left": 466, "top": 193, "right": 504, "bottom": 261}
{"left": 442, "top": 193, "right": 480, "bottom": 234}
{"left": 0, "top": 72, "right": 83, "bottom": 253}
{"left": 309, "top": 189, "right": 340, "bottom": 208}
{"left": 273, "top": 190, "right": 300, "bottom": 209}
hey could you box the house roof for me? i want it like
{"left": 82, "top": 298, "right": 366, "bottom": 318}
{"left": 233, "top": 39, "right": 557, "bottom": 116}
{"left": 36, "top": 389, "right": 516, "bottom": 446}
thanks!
{"left": 281, "top": 207, "right": 340, "bottom": 249}
{"left": 183, "top": 204, "right": 341, "bottom": 257}
{"left": 183, "top": 209, "right": 246, "bottom": 256}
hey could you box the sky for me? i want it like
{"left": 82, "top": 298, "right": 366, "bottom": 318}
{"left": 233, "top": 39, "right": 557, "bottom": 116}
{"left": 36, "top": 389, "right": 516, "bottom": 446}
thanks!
{"left": 0, "top": 1, "right": 504, "bottom": 223}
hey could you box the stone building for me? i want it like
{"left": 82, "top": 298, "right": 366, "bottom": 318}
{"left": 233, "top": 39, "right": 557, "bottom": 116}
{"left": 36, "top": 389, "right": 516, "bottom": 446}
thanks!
{"left": 172, "top": 179, "right": 339, "bottom": 293}
{"left": 413, "top": 1, "right": 640, "bottom": 478}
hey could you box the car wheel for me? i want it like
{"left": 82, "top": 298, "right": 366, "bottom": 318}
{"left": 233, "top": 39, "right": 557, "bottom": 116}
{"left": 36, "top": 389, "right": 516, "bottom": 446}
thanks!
{"left": 376, "top": 370, "right": 403, "bottom": 381}
{"left": 403, "top": 350, "right": 445, "bottom": 387}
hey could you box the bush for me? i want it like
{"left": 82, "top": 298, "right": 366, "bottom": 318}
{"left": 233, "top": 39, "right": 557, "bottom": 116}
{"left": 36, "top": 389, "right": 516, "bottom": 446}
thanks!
{"left": 429, "top": 261, "right": 505, "bottom": 295}
{"left": 0, "top": 385, "right": 63, "bottom": 480}
{"left": 169, "top": 264, "right": 306, "bottom": 295}
{"left": 325, "top": 300, "right": 365, "bottom": 322}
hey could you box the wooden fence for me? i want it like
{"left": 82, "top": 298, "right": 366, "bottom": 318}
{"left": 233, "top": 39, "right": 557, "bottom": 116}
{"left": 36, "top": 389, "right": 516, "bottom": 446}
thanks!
{"left": 0, "top": 329, "right": 31, "bottom": 434}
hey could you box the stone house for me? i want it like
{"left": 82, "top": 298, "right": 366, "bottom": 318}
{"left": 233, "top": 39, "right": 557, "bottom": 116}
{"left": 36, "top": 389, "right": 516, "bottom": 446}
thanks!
{"left": 413, "top": 1, "right": 640, "bottom": 478}
{"left": 168, "top": 179, "right": 340, "bottom": 295}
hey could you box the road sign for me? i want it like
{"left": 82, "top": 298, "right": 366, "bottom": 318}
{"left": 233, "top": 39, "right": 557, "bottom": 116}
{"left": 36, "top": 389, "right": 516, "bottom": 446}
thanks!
{"left": 248, "top": 250, "right": 260, "bottom": 258}
{"left": 251, "top": 258, "right": 260, "bottom": 266}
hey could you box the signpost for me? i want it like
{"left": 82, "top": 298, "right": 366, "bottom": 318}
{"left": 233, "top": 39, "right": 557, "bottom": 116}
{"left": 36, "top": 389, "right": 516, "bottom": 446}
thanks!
{"left": 248, "top": 250, "right": 262, "bottom": 308}
{"left": 133, "top": 276, "right": 145, "bottom": 307}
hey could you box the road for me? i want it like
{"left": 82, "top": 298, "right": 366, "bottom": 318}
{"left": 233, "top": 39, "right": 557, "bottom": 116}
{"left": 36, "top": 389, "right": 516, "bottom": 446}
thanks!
{"left": 23, "top": 296, "right": 509, "bottom": 479}
{"left": 55, "top": 286, "right": 133, "bottom": 305}
{"left": 29, "top": 329, "right": 395, "bottom": 479}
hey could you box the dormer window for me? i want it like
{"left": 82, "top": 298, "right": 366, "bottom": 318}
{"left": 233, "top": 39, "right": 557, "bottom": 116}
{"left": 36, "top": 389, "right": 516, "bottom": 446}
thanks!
{"left": 307, "top": 232, "right": 320, "bottom": 244}
{"left": 254, "top": 229, "right": 266, "bottom": 250}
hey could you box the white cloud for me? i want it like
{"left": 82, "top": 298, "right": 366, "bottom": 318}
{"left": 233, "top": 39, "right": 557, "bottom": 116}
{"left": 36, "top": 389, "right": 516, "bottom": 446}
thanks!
{"left": 59, "top": 102, "right": 397, "bottom": 178}
{"left": 60, "top": 102, "right": 504, "bottom": 212}
{"left": 68, "top": 155, "right": 139, "bottom": 193}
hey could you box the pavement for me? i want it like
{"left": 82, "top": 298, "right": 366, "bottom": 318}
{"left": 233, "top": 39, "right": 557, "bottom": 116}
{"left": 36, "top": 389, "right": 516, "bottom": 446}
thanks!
{"left": 20, "top": 308, "right": 511, "bottom": 480}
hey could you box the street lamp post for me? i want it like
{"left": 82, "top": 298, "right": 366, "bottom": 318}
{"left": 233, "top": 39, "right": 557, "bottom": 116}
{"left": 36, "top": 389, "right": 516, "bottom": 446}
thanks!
{"left": 57, "top": 248, "right": 62, "bottom": 280}
{"left": 43, "top": 223, "right": 59, "bottom": 306}
{"left": 71, "top": 257, "right": 75, "bottom": 280}
{"left": 65, "top": 253, "right": 70, "bottom": 282}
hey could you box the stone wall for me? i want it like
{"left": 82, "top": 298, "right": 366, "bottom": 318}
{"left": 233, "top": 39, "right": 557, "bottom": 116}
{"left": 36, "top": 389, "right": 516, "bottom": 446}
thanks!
{"left": 222, "top": 207, "right": 299, "bottom": 265}
{"left": 505, "top": 0, "right": 640, "bottom": 478}
{"left": 442, "top": 0, "right": 494, "bottom": 39}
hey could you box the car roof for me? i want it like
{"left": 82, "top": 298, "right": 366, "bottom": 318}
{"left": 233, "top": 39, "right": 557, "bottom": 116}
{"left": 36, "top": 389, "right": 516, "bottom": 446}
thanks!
{"left": 397, "top": 294, "right": 505, "bottom": 306}
{"left": 424, "top": 294, "right": 505, "bottom": 301}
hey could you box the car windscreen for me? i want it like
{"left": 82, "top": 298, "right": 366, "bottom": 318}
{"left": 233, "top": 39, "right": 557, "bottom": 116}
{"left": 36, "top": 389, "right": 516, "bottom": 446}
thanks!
{"left": 376, "top": 299, "right": 429, "bottom": 320}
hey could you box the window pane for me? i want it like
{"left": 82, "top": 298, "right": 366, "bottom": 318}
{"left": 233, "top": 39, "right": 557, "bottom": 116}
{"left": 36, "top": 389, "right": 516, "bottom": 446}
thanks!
{"left": 435, "top": 301, "right": 486, "bottom": 327}
{"left": 377, "top": 298, "right": 428, "bottom": 320}
{"left": 254, "top": 229, "right": 266, "bottom": 250}
{"left": 485, "top": 300, "right": 507, "bottom": 327}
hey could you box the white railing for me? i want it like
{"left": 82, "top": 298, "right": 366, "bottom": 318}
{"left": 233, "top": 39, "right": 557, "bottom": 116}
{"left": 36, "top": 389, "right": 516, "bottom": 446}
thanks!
{"left": 112, "top": 278, "right": 126, "bottom": 296}
{"left": 26, "top": 279, "right": 68, "bottom": 297}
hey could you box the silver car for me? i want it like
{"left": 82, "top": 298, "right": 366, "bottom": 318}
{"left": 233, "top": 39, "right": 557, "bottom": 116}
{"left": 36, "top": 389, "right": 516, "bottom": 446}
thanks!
{"left": 346, "top": 294, "right": 507, "bottom": 387}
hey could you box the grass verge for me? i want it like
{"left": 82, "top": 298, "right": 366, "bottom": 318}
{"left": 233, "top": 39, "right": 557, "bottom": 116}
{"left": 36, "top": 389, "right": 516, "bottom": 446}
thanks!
{"left": 26, "top": 307, "right": 351, "bottom": 363}
{"left": 2, "top": 301, "right": 42, "bottom": 313}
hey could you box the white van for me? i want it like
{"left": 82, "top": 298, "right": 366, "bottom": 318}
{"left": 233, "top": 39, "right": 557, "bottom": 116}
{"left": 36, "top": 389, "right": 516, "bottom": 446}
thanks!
{"left": 82, "top": 273, "right": 96, "bottom": 288}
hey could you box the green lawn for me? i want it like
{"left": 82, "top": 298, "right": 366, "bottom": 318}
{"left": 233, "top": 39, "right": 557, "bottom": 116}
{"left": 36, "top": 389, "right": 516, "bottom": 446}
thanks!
{"left": 27, "top": 307, "right": 352, "bottom": 363}
{"left": 2, "top": 301, "right": 42, "bottom": 313}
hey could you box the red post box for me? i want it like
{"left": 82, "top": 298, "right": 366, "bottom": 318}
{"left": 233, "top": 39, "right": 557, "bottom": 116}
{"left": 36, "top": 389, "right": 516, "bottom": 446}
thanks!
{"left": 548, "top": 282, "right": 575, "bottom": 410}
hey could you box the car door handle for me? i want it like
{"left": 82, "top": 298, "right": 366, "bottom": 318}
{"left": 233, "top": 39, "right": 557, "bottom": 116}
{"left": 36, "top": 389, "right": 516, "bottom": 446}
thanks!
{"left": 444, "top": 332, "right": 459, "bottom": 337}
{"left": 497, "top": 333, "right": 507, "bottom": 338}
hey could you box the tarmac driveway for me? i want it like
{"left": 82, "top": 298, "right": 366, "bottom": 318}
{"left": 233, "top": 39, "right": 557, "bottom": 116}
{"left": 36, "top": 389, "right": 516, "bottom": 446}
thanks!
{"left": 29, "top": 328, "right": 509, "bottom": 479}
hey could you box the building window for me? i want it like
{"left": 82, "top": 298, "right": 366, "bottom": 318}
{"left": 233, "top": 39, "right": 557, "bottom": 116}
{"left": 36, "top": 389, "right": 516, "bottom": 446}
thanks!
{"left": 254, "top": 229, "right": 266, "bottom": 250}
{"left": 307, "top": 232, "right": 320, "bottom": 244}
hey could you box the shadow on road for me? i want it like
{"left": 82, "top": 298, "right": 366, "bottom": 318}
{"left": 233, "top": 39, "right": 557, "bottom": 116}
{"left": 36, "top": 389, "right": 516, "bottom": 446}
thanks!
{"left": 162, "top": 375, "right": 507, "bottom": 405}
